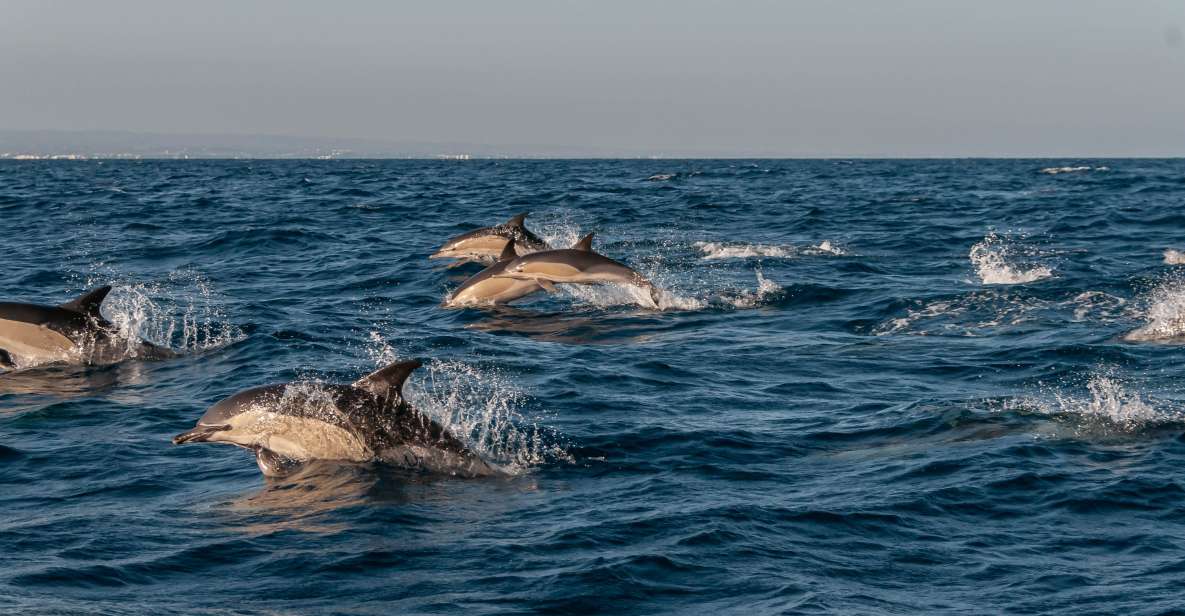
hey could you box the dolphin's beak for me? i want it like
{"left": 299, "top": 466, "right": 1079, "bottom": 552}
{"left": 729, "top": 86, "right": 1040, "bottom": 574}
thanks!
{"left": 172, "top": 424, "right": 230, "bottom": 445}
{"left": 429, "top": 244, "right": 459, "bottom": 259}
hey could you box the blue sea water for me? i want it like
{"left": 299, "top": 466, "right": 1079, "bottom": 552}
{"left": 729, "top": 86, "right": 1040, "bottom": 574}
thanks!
{"left": 2, "top": 159, "right": 1185, "bottom": 615}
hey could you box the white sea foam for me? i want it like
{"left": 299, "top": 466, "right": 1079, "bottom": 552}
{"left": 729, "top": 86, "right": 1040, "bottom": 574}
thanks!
{"left": 556, "top": 267, "right": 781, "bottom": 312}
{"left": 1164, "top": 249, "right": 1185, "bottom": 265}
{"left": 969, "top": 232, "right": 1053, "bottom": 285}
{"left": 715, "top": 269, "right": 784, "bottom": 309}
{"left": 647, "top": 173, "right": 676, "bottom": 181}
{"left": 1123, "top": 277, "right": 1185, "bottom": 342}
{"left": 1069, "top": 291, "right": 1127, "bottom": 323}
{"left": 695, "top": 240, "right": 846, "bottom": 260}
{"left": 1039, "top": 166, "right": 1108, "bottom": 175}
{"left": 874, "top": 290, "right": 1064, "bottom": 337}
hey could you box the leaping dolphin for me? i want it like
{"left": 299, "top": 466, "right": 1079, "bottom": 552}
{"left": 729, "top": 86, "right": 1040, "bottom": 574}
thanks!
{"left": 172, "top": 359, "right": 496, "bottom": 478}
{"left": 0, "top": 286, "right": 174, "bottom": 369}
{"left": 430, "top": 212, "right": 549, "bottom": 264}
{"left": 445, "top": 239, "right": 545, "bottom": 307}
{"left": 494, "top": 233, "right": 662, "bottom": 307}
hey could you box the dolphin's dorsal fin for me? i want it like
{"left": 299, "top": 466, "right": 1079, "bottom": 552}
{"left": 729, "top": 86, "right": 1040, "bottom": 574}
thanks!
{"left": 498, "top": 238, "right": 518, "bottom": 261}
{"left": 60, "top": 286, "right": 112, "bottom": 318}
{"left": 505, "top": 212, "right": 528, "bottom": 228}
{"left": 353, "top": 359, "right": 422, "bottom": 399}
{"left": 572, "top": 233, "right": 595, "bottom": 252}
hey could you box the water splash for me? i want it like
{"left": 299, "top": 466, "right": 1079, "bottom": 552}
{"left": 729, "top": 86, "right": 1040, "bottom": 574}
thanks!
{"left": 97, "top": 272, "right": 244, "bottom": 355}
{"left": 530, "top": 211, "right": 584, "bottom": 251}
{"left": 1012, "top": 372, "right": 1182, "bottom": 436}
{"left": 404, "top": 359, "right": 571, "bottom": 473}
{"left": 556, "top": 268, "right": 781, "bottom": 312}
{"left": 969, "top": 232, "right": 1053, "bottom": 285}
{"left": 1164, "top": 249, "right": 1185, "bottom": 265}
{"left": 1123, "top": 276, "right": 1185, "bottom": 342}
{"left": 715, "top": 269, "right": 784, "bottom": 309}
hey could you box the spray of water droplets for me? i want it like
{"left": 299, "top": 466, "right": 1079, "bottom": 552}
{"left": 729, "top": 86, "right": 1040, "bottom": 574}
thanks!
{"left": 969, "top": 232, "right": 1053, "bottom": 285}
{"left": 95, "top": 271, "right": 245, "bottom": 355}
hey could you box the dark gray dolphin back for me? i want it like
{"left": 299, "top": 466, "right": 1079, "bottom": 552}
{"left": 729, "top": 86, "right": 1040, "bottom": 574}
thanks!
{"left": 0, "top": 285, "right": 114, "bottom": 340}
{"left": 498, "top": 213, "right": 548, "bottom": 251}
{"left": 352, "top": 359, "right": 423, "bottom": 400}
{"left": 572, "top": 233, "right": 594, "bottom": 251}
{"left": 198, "top": 384, "right": 288, "bottom": 426}
{"left": 60, "top": 286, "right": 113, "bottom": 321}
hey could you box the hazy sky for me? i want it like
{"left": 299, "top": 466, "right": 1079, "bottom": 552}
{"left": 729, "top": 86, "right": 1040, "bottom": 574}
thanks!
{"left": 2, "top": 0, "right": 1183, "bottom": 156}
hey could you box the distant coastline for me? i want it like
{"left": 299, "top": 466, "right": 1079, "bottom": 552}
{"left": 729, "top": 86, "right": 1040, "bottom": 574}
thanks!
{"left": 1, "top": 129, "right": 1181, "bottom": 160}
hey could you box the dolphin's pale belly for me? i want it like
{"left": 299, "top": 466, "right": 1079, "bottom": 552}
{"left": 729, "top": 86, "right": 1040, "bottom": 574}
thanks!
{"left": 434, "top": 235, "right": 513, "bottom": 262}
{"left": 449, "top": 277, "right": 541, "bottom": 305}
{"left": 225, "top": 410, "right": 373, "bottom": 462}
{"left": 0, "top": 319, "right": 78, "bottom": 366}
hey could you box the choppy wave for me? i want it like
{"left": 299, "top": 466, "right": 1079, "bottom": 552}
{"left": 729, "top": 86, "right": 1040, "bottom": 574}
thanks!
{"left": 969, "top": 232, "right": 1054, "bottom": 285}
{"left": 8, "top": 159, "right": 1185, "bottom": 616}
{"left": 875, "top": 292, "right": 1050, "bottom": 336}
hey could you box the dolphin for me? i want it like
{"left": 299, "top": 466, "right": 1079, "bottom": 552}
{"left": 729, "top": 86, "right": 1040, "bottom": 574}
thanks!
{"left": 172, "top": 359, "right": 496, "bottom": 478}
{"left": 444, "top": 239, "right": 545, "bottom": 307}
{"left": 430, "top": 212, "right": 549, "bottom": 264}
{"left": 494, "top": 233, "right": 662, "bottom": 307}
{"left": 0, "top": 286, "right": 174, "bottom": 369}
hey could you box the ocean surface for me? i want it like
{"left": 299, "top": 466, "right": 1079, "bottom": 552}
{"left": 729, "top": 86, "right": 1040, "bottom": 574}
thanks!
{"left": 2, "top": 159, "right": 1185, "bottom": 615}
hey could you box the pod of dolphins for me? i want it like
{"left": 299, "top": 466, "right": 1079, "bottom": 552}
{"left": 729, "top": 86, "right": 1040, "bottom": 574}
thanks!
{"left": 0, "top": 213, "right": 657, "bottom": 479}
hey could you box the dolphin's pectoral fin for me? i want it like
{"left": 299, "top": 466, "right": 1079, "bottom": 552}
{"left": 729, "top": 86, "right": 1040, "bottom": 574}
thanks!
{"left": 254, "top": 446, "right": 305, "bottom": 477}
{"left": 60, "top": 286, "right": 113, "bottom": 319}
{"left": 538, "top": 279, "right": 557, "bottom": 293}
{"left": 0, "top": 348, "right": 14, "bottom": 369}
